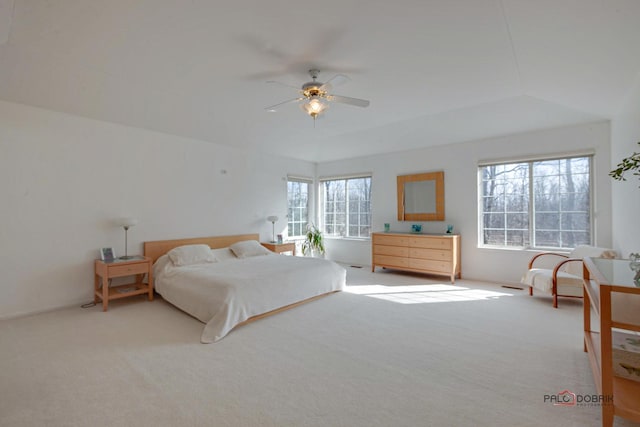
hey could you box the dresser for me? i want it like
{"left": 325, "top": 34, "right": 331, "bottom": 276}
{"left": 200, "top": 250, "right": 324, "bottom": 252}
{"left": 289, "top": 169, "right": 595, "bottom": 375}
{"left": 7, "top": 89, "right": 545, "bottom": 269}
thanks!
{"left": 371, "top": 232, "right": 461, "bottom": 283}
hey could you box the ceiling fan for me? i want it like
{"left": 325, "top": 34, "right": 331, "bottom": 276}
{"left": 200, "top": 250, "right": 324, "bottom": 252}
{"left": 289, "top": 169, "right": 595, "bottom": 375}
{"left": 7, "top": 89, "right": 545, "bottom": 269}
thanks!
{"left": 265, "top": 69, "right": 370, "bottom": 123}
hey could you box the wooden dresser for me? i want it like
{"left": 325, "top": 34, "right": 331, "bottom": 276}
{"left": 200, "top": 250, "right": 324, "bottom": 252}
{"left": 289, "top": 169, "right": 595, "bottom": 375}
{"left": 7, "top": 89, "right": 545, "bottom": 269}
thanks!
{"left": 371, "top": 232, "right": 461, "bottom": 283}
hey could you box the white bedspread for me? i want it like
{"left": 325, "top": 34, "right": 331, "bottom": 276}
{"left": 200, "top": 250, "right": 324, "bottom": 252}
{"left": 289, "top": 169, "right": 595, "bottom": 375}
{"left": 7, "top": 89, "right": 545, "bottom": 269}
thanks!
{"left": 155, "top": 254, "right": 346, "bottom": 343}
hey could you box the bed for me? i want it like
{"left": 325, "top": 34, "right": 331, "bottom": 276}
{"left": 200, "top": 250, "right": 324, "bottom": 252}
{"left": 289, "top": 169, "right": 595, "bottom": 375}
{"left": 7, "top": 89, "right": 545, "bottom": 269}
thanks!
{"left": 144, "top": 234, "right": 346, "bottom": 343}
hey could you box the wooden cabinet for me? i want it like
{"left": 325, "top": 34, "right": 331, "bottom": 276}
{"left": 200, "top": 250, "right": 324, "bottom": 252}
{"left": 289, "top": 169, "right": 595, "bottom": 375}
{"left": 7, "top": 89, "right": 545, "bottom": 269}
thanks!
{"left": 94, "top": 256, "right": 153, "bottom": 311}
{"left": 583, "top": 257, "right": 640, "bottom": 427}
{"left": 371, "top": 232, "right": 461, "bottom": 283}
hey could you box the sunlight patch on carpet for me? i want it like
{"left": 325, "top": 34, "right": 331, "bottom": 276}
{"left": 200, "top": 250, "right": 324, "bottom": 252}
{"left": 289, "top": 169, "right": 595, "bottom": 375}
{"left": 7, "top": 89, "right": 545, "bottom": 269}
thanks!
{"left": 344, "top": 284, "right": 512, "bottom": 304}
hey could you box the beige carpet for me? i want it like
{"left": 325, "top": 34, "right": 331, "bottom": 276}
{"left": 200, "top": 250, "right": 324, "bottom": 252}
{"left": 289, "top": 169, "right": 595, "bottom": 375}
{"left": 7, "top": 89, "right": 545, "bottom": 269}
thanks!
{"left": 1, "top": 267, "right": 638, "bottom": 427}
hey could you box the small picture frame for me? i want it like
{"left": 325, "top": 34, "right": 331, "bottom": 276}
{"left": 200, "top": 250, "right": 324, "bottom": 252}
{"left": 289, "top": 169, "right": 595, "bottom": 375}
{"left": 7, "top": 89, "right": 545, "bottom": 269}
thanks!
{"left": 277, "top": 234, "right": 283, "bottom": 244}
{"left": 100, "top": 247, "right": 115, "bottom": 262}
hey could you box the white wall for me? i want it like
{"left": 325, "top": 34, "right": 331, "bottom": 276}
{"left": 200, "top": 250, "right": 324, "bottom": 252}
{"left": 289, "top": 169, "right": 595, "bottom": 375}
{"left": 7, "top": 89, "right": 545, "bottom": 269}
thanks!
{"left": 0, "top": 100, "right": 314, "bottom": 318}
{"left": 611, "top": 76, "right": 640, "bottom": 256}
{"left": 318, "top": 122, "right": 612, "bottom": 284}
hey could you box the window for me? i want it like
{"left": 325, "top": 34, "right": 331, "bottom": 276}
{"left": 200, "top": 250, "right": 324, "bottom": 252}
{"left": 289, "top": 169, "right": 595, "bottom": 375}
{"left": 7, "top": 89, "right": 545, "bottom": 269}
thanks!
{"left": 287, "top": 177, "right": 311, "bottom": 238}
{"left": 479, "top": 155, "right": 591, "bottom": 249}
{"left": 320, "top": 176, "right": 372, "bottom": 238}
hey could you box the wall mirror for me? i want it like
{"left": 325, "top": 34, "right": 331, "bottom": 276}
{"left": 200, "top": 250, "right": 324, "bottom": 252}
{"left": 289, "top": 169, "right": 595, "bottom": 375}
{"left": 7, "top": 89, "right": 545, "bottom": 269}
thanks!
{"left": 397, "top": 171, "right": 445, "bottom": 221}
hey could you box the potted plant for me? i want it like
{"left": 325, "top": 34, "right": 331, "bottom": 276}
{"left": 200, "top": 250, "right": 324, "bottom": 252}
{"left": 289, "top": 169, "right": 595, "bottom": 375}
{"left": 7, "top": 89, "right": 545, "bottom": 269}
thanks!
{"left": 610, "top": 142, "right": 640, "bottom": 187}
{"left": 301, "top": 224, "right": 325, "bottom": 257}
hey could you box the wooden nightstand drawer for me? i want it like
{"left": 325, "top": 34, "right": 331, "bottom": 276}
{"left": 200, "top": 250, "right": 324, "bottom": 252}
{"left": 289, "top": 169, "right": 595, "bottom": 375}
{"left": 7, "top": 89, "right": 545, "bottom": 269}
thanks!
{"left": 108, "top": 262, "right": 149, "bottom": 277}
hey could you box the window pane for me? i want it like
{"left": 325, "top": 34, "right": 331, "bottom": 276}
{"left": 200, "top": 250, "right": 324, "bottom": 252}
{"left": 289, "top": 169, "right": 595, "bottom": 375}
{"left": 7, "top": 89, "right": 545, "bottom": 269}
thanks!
{"left": 483, "top": 213, "right": 505, "bottom": 229}
{"left": 560, "top": 173, "right": 589, "bottom": 193}
{"left": 560, "top": 193, "right": 589, "bottom": 210}
{"left": 533, "top": 176, "right": 560, "bottom": 195}
{"left": 562, "top": 157, "right": 589, "bottom": 174}
{"left": 561, "top": 231, "right": 590, "bottom": 247}
{"left": 535, "top": 212, "right": 559, "bottom": 230}
{"left": 506, "top": 213, "right": 528, "bottom": 229}
{"left": 505, "top": 195, "right": 527, "bottom": 212}
{"left": 534, "top": 194, "right": 559, "bottom": 211}
{"left": 484, "top": 230, "right": 505, "bottom": 246}
{"left": 506, "top": 230, "right": 528, "bottom": 246}
{"left": 482, "top": 196, "right": 503, "bottom": 212}
{"left": 533, "top": 160, "right": 560, "bottom": 176}
{"left": 561, "top": 213, "right": 589, "bottom": 230}
{"left": 535, "top": 230, "right": 560, "bottom": 247}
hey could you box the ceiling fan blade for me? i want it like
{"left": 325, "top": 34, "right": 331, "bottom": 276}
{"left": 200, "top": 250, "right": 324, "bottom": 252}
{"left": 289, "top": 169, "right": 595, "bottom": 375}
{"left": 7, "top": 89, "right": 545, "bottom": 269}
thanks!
{"left": 319, "top": 74, "right": 350, "bottom": 92}
{"left": 266, "top": 80, "right": 301, "bottom": 91}
{"left": 265, "top": 98, "right": 303, "bottom": 112}
{"left": 326, "top": 94, "right": 370, "bottom": 108}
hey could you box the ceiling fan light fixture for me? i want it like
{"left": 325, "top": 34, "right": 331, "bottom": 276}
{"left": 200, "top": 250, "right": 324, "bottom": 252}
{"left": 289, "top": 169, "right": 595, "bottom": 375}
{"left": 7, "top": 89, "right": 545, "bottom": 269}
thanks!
{"left": 301, "top": 96, "right": 328, "bottom": 119}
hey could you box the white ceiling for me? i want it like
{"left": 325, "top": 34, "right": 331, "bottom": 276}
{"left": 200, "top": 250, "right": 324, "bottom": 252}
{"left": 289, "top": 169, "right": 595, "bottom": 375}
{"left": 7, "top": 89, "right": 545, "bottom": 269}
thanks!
{"left": 0, "top": 0, "right": 639, "bottom": 162}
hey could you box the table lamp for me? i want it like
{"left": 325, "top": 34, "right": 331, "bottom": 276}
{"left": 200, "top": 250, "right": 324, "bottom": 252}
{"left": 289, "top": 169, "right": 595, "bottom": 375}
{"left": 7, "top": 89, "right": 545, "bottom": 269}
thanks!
{"left": 120, "top": 217, "right": 138, "bottom": 259}
{"left": 267, "top": 216, "right": 278, "bottom": 243}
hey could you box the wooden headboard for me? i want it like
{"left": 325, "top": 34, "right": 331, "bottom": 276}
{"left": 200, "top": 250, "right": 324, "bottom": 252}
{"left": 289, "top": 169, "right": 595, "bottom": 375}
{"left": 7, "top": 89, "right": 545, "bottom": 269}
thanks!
{"left": 144, "top": 233, "right": 260, "bottom": 264}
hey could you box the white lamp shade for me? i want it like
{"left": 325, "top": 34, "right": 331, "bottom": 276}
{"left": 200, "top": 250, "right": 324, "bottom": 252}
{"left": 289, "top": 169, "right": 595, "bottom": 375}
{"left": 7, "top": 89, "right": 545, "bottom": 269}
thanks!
{"left": 301, "top": 97, "right": 328, "bottom": 118}
{"left": 267, "top": 216, "right": 278, "bottom": 223}
{"left": 120, "top": 217, "right": 138, "bottom": 228}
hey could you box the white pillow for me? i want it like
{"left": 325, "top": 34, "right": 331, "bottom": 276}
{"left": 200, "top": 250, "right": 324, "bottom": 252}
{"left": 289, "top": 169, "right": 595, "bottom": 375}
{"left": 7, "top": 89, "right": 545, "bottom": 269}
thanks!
{"left": 229, "top": 240, "right": 272, "bottom": 258}
{"left": 167, "top": 244, "right": 216, "bottom": 266}
{"left": 211, "top": 247, "right": 238, "bottom": 262}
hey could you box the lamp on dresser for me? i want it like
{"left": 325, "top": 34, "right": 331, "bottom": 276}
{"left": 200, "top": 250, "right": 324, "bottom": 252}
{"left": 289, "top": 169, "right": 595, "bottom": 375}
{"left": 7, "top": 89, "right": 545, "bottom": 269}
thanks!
{"left": 119, "top": 217, "right": 138, "bottom": 259}
{"left": 267, "top": 216, "right": 278, "bottom": 243}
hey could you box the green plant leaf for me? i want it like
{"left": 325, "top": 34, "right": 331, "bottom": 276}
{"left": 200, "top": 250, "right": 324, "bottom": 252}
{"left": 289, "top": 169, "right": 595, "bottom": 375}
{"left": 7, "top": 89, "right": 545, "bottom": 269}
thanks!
{"left": 302, "top": 223, "right": 325, "bottom": 255}
{"left": 610, "top": 142, "right": 640, "bottom": 187}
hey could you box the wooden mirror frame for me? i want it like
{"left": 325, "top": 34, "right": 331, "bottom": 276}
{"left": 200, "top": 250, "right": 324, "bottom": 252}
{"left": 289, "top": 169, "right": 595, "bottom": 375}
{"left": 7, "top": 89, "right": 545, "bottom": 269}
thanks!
{"left": 397, "top": 171, "right": 445, "bottom": 221}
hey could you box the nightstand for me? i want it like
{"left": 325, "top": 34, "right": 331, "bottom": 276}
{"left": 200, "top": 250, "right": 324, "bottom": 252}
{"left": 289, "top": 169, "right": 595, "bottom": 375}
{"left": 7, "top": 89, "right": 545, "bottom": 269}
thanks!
{"left": 94, "top": 256, "right": 153, "bottom": 311}
{"left": 261, "top": 242, "right": 296, "bottom": 256}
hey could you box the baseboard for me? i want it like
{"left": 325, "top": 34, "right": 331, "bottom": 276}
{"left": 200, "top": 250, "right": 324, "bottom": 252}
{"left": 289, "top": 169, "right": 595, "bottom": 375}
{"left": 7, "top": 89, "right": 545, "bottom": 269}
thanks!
{"left": 0, "top": 299, "right": 90, "bottom": 321}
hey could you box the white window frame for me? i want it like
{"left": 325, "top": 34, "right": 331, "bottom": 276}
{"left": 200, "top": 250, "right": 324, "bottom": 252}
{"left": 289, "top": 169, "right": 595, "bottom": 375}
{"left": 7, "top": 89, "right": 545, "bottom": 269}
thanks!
{"left": 287, "top": 176, "right": 312, "bottom": 239}
{"left": 319, "top": 173, "right": 372, "bottom": 240}
{"left": 478, "top": 153, "right": 594, "bottom": 250}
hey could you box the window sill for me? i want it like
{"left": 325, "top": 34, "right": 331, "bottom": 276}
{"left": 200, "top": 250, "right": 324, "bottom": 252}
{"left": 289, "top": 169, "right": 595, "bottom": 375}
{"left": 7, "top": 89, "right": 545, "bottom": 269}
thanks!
{"left": 325, "top": 236, "right": 371, "bottom": 242}
{"left": 477, "top": 245, "right": 572, "bottom": 255}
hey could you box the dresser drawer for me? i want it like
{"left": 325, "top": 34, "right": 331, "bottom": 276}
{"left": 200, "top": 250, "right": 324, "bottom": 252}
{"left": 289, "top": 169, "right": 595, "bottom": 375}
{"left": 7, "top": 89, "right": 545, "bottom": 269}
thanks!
{"left": 409, "top": 258, "right": 452, "bottom": 273}
{"left": 373, "top": 234, "right": 409, "bottom": 247}
{"left": 409, "top": 248, "right": 451, "bottom": 261}
{"left": 408, "top": 237, "right": 452, "bottom": 250}
{"left": 374, "top": 255, "right": 409, "bottom": 268}
{"left": 374, "top": 245, "right": 409, "bottom": 257}
{"left": 108, "top": 262, "right": 149, "bottom": 277}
